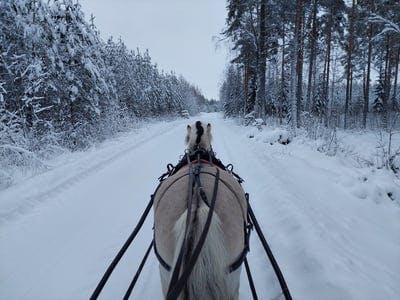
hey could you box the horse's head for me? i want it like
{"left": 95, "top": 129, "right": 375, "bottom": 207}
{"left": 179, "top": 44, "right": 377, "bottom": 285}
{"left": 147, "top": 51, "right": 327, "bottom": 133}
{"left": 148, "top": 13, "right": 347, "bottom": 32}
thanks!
{"left": 185, "top": 121, "right": 212, "bottom": 152}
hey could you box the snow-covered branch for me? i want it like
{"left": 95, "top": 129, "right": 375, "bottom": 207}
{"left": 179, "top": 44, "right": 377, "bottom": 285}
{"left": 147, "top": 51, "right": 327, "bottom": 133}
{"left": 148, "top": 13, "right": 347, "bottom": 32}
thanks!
{"left": 369, "top": 14, "right": 400, "bottom": 39}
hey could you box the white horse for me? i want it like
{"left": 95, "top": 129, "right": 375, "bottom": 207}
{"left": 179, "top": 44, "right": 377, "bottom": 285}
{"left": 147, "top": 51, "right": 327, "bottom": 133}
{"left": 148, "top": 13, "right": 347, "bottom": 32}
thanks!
{"left": 153, "top": 121, "right": 248, "bottom": 299}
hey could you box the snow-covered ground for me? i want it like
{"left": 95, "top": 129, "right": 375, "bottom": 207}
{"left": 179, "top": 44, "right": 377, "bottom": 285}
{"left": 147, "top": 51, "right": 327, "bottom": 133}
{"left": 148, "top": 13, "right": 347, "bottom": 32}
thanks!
{"left": 1, "top": 113, "right": 399, "bottom": 300}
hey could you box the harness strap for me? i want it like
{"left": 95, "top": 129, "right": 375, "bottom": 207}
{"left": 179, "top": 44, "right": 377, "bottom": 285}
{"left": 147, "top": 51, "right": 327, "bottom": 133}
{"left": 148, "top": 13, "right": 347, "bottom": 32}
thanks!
{"left": 247, "top": 194, "right": 292, "bottom": 300}
{"left": 170, "top": 149, "right": 227, "bottom": 177}
{"left": 89, "top": 193, "right": 156, "bottom": 300}
{"left": 123, "top": 240, "right": 154, "bottom": 300}
{"left": 244, "top": 257, "right": 258, "bottom": 300}
{"left": 153, "top": 240, "right": 171, "bottom": 271}
{"left": 166, "top": 157, "right": 196, "bottom": 297}
{"left": 230, "top": 190, "right": 254, "bottom": 272}
{"left": 155, "top": 238, "right": 249, "bottom": 274}
{"left": 154, "top": 165, "right": 251, "bottom": 274}
{"left": 154, "top": 229, "right": 249, "bottom": 274}
{"left": 166, "top": 168, "right": 220, "bottom": 300}
{"left": 229, "top": 240, "right": 250, "bottom": 272}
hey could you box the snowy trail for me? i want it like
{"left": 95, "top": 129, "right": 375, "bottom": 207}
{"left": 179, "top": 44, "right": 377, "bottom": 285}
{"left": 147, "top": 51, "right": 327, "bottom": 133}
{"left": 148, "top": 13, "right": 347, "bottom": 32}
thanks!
{"left": 213, "top": 121, "right": 400, "bottom": 299}
{"left": 0, "top": 119, "right": 187, "bottom": 300}
{"left": 0, "top": 121, "right": 182, "bottom": 224}
{"left": 1, "top": 113, "right": 399, "bottom": 300}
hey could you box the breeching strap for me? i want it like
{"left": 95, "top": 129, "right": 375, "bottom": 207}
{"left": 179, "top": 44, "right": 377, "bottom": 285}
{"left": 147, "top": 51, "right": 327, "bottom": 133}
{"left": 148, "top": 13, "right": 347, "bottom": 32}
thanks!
{"left": 89, "top": 195, "right": 155, "bottom": 300}
{"left": 247, "top": 194, "right": 292, "bottom": 300}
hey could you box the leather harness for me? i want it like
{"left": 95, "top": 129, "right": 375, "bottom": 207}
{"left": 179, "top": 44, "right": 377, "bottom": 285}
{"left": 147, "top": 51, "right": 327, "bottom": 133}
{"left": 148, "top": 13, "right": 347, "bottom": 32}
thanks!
{"left": 153, "top": 149, "right": 252, "bottom": 275}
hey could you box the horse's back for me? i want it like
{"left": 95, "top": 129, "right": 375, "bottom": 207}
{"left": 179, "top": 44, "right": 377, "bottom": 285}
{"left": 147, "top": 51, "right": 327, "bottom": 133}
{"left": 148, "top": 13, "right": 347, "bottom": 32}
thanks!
{"left": 153, "top": 163, "right": 247, "bottom": 269}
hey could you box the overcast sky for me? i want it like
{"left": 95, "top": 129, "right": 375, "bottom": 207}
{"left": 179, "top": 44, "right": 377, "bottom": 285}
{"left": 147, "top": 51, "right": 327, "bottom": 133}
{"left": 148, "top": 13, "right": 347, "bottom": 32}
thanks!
{"left": 79, "top": 0, "right": 230, "bottom": 100}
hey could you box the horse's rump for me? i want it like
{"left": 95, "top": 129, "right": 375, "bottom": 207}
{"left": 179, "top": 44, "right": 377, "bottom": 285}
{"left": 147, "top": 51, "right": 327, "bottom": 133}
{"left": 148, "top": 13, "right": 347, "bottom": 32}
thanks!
{"left": 153, "top": 163, "right": 247, "bottom": 298}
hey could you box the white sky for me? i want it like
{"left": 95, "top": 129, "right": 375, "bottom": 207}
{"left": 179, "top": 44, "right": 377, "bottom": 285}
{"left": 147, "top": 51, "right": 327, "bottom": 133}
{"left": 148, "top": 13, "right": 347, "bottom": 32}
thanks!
{"left": 79, "top": 0, "right": 229, "bottom": 100}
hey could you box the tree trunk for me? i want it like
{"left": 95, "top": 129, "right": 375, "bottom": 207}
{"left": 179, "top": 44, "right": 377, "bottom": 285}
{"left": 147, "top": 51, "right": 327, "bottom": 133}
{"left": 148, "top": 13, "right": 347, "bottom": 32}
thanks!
{"left": 323, "top": 8, "right": 333, "bottom": 123}
{"left": 392, "top": 47, "right": 400, "bottom": 110}
{"left": 295, "top": 0, "right": 304, "bottom": 128}
{"left": 350, "top": 67, "right": 354, "bottom": 126}
{"left": 244, "top": 62, "right": 249, "bottom": 114}
{"left": 329, "top": 47, "right": 337, "bottom": 127}
{"left": 344, "top": 0, "right": 355, "bottom": 129}
{"left": 363, "top": 2, "right": 373, "bottom": 129}
{"left": 383, "top": 34, "right": 392, "bottom": 129}
{"left": 255, "top": 0, "right": 267, "bottom": 119}
{"left": 306, "top": 0, "right": 317, "bottom": 112}
{"left": 280, "top": 21, "right": 286, "bottom": 124}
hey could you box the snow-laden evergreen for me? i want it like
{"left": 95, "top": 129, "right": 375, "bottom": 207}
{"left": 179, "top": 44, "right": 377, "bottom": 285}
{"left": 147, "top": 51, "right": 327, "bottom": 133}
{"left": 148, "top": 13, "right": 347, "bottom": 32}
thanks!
{"left": 0, "top": 0, "right": 210, "bottom": 188}
{"left": 220, "top": 0, "right": 400, "bottom": 130}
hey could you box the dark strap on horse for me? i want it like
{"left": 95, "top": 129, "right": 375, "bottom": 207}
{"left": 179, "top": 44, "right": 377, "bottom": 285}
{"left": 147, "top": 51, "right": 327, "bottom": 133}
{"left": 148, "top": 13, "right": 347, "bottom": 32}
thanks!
{"left": 165, "top": 157, "right": 197, "bottom": 298}
{"left": 170, "top": 148, "right": 227, "bottom": 176}
{"left": 165, "top": 155, "right": 200, "bottom": 298}
{"left": 166, "top": 168, "right": 220, "bottom": 300}
{"left": 153, "top": 240, "right": 171, "bottom": 271}
{"left": 247, "top": 194, "right": 292, "bottom": 300}
{"left": 229, "top": 242, "right": 249, "bottom": 272}
{"left": 123, "top": 239, "right": 154, "bottom": 300}
{"left": 154, "top": 209, "right": 249, "bottom": 274}
{"left": 155, "top": 166, "right": 250, "bottom": 274}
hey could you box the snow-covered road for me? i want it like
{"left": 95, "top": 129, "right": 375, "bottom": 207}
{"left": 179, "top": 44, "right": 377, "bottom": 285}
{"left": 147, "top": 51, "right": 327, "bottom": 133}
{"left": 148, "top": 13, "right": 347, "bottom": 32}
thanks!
{"left": 1, "top": 113, "right": 399, "bottom": 300}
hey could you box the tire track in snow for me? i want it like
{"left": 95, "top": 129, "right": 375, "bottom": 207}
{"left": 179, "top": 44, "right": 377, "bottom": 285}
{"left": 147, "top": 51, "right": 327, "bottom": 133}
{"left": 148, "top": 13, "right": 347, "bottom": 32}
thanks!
{"left": 0, "top": 118, "right": 192, "bottom": 300}
{"left": 0, "top": 121, "right": 186, "bottom": 225}
{"left": 210, "top": 116, "right": 353, "bottom": 299}
{"left": 259, "top": 153, "right": 399, "bottom": 298}
{"left": 211, "top": 117, "right": 399, "bottom": 299}
{"left": 210, "top": 118, "right": 286, "bottom": 299}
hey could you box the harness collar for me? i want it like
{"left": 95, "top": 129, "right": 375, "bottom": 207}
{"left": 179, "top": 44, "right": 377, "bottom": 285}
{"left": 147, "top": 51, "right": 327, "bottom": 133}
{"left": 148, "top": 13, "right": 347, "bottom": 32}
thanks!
{"left": 181, "top": 147, "right": 226, "bottom": 170}
{"left": 186, "top": 159, "right": 213, "bottom": 166}
{"left": 158, "top": 147, "right": 245, "bottom": 184}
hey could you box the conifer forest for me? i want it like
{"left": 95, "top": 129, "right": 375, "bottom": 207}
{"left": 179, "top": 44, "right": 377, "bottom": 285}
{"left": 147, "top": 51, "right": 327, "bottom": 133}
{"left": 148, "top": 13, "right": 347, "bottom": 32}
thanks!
{"left": 220, "top": 0, "right": 400, "bottom": 132}
{"left": 0, "top": 0, "right": 212, "bottom": 153}
{"left": 1, "top": 1, "right": 400, "bottom": 299}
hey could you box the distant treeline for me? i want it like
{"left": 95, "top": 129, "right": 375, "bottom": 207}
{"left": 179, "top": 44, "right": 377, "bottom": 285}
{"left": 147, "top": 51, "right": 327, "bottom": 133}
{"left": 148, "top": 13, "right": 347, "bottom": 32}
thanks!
{"left": 220, "top": 0, "right": 400, "bottom": 130}
{"left": 0, "top": 0, "right": 213, "bottom": 152}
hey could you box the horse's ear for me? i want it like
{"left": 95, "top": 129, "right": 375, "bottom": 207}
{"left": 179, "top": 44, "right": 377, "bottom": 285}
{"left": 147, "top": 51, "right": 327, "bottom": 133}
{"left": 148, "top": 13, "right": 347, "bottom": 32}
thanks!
{"left": 185, "top": 125, "right": 191, "bottom": 144}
